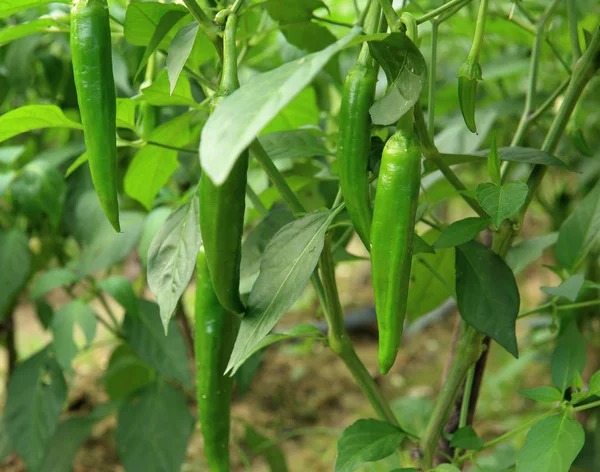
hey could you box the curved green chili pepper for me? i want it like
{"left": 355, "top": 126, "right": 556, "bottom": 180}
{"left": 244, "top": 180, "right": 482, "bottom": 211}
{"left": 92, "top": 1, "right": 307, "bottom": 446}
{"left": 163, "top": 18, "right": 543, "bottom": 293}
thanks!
{"left": 199, "top": 13, "right": 248, "bottom": 315}
{"left": 337, "top": 1, "right": 381, "bottom": 249}
{"left": 70, "top": 0, "right": 120, "bottom": 231}
{"left": 195, "top": 247, "right": 240, "bottom": 472}
{"left": 371, "top": 114, "right": 421, "bottom": 374}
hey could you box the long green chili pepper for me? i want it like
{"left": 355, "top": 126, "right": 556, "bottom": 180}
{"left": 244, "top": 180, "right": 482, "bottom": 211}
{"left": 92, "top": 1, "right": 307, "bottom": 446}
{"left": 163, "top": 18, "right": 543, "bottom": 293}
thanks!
{"left": 195, "top": 247, "right": 240, "bottom": 472}
{"left": 336, "top": 0, "right": 381, "bottom": 250}
{"left": 199, "top": 13, "right": 248, "bottom": 315}
{"left": 371, "top": 113, "right": 422, "bottom": 375}
{"left": 70, "top": 0, "right": 120, "bottom": 231}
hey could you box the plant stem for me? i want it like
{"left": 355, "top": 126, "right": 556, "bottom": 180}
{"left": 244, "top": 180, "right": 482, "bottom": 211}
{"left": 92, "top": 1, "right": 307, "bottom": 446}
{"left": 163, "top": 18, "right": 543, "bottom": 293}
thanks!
{"left": 319, "top": 235, "right": 398, "bottom": 425}
{"left": 420, "top": 325, "right": 485, "bottom": 468}
{"left": 456, "top": 408, "right": 559, "bottom": 465}
{"left": 416, "top": 0, "right": 471, "bottom": 25}
{"left": 427, "top": 21, "right": 439, "bottom": 137}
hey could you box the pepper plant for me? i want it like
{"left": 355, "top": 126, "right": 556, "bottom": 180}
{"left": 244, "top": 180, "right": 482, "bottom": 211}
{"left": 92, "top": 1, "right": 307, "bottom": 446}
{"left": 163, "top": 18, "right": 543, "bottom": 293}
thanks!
{"left": 0, "top": 0, "right": 600, "bottom": 471}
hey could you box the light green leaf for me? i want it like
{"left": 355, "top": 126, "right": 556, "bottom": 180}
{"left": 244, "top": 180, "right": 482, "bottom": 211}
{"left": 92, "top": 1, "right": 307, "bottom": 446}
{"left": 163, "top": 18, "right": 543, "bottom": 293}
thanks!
{"left": 51, "top": 300, "right": 97, "bottom": 372}
{"left": 147, "top": 196, "right": 201, "bottom": 332}
{"left": 516, "top": 414, "right": 584, "bottom": 472}
{"left": 541, "top": 274, "right": 585, "bottom": 302}
{"left": 0, "top": 105, "right": 82, "bottom": 143}
{"left": 334, "top": 419, "right": 405, "bottom": 472}
{"left": 227, "top": 210, "right": 336, "bottom": 374}
{"left": 200, "top": 27, "right": 361, "bottom": 185}
{"left": 519, "top": 386, "right": 563, "bottom": 403}
{"left": 0, "top": 228, "right": 31, "bottom": 319}
{"left": 556, "top": 182, "right": 600, "bottom": 271}
{"left": 476, "top": 181, "right": 528, "bottom": 229}
{"left": 433, "top": 217, "right": 490, "bottom": 249}
{"left": 30, "top": 269, "right": 78, "bottom": 299}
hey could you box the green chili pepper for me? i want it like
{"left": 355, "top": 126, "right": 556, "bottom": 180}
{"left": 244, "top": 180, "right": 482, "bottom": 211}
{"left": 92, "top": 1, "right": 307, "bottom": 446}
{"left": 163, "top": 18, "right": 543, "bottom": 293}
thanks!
{"left": 336, "top": 1, "right": 381, "bottom": 250}
{"left": 70, "top": 0, "right": 120, "bottom": 231}
{"left": 457, "top": 60, "right": 482, "bottom": 134}
{"left": 371, "top": 113, "right": 421, "bottom": 374}
{"left": 199, "top": 13, "right": 248, "bottom": 315}
{"left": 195, "top": 247, "right": 240, "bottom": 472}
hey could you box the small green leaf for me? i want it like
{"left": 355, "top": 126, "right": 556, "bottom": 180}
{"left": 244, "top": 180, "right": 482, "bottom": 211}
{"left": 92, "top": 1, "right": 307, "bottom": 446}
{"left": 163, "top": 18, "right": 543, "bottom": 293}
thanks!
{"left": 476, "top": 181, "right": 528, "bottom": 229}
{"left": 30, "top": 269, "right": 78, "bottom": 299}
{"left": 541, "top": 274, "right": 585, "bottom": 302}
{"left": 147, "top": 195, "right": 201, "bottom": 332}
{"left": 433, "top": 217, "right": 490, "bottom": 249}
{"left": 487, "top": 135, "right": 501, "bottom": 185}
{"left": 0, "top": 105, "right": 82, "bottom": 143}
{"left": 334, "top": 419, "right": 405, "bottom": 472}
{"left": 556, "top": 182, "right": 600, "bottom": 270}
{"left": 516, "top": 414, "right": 584, "bottom": 472}
{"left": 368, "top": 33, "right": 427, "bottom": 125}
{"left": 227, "top": 210, "right": 336, "bottom": 374}
{"left": 450, "top": 426, "right": 484, "bottom": 450}
{"left": 456, "top": 241, "right": 519, "bottom": 357}
{"left": 552, "top": 321, "right": 586, "bottom": 392}
{"left": 519, "top": 386, "right": 563, "bottom": 403}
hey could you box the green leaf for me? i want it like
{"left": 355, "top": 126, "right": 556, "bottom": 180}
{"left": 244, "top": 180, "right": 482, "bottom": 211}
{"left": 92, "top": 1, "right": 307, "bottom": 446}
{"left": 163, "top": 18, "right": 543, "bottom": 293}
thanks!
{"left": 123, "top": 299, "right": 192, "bottom": 389}
{"left": 98, "top": 276, "right": 139, "bottom": 318}
{"left": 0, "top": 0, "right": 69, "bottom": 19}
{"left": 456, "top": 241, "right": 519, "bottom": 357}
{"left": 200, "top": 27, "right": 361, "bottom": 185}
{"left": 506, "top": 233, "right": 558, "bottom": 275}
{"left": 516, "top": 414, "right": 584, "bottom": 472}
{"left": 258, "top": 129, "right": 332, "bottom": 160}
{"left": 230, "top": 323, "right": 325, "bottom": 371}
{"left": 0, "top": 228, "right": 31, "bottom": 319}
{"left": 227, "top": 210, "right": 336, "bottom": 374}
{"left": 433, "top": 217, "right": 491, "bottom": 249}
{"left": 368, "top": 32, "right": 427, "bottom": 125}
{"left": 556, "top": 182, "right": 600, "bottom": 271}
{"left": 0, "top": 105, "right": 82, "bottom": 143}
{"left": 142, "top": 69, "right": 197, "bottom": 106}
{"left": 519, "top": 386, "right": 563, "bottom": 403}
{"left": 487, "top": 135, "right": 501, "bottom": 185}
{"left": 51, "top": 300, "right": 97, "bottom": 373}
{"left": 476, "top": 181, "right": 528, "bottom": 229}
{"left": 408, "top": 230, "right": 455, "bottom": 322}
{"left": 116, "top": 380, "right": 194, "bottom": 472}
{"left": 541, "top": 274, "right": 585, "bottom": 302}
{"left": 589, "top": 370, "right": 600, "bottom": 395}
{"left": 147, "top": 195, "right": 201, "bottom": 332}
{"left": 103, "top": 345, "right": 155, "bottom": 400}
{"left": 11, "top": 163, "right": 66, "bottom": 228}
{"left": 0, "top": 17, "right": 68, "bottom": 46}
{"left": 334, "top": 419, "right": 405, "bottom": 472}
{"left": 5, "top": 347, "right": 67, "bottom": 472}
{"left": 450, "top": 426, "right": 484, "bottom": 450}
{"left": 30, "top": 268, "right": 78, "bottom": 299}
{"left": 551, "top": 321, "right": 586, "bottom": 392}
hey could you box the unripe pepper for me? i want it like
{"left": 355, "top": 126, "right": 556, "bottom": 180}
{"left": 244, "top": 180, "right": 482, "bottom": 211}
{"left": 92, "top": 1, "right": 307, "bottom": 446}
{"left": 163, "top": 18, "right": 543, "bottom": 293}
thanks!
{"left": 195, "top": 247, "right": 240, "bottom": 472}
{"left": 371, "top": 114, "right": 421, "bottom": 374}
{"left": 199, "top": 13, "right": 248, "bottom": 315}
{"left": 70, "top": 0, "right": 120, "bottom": 231}
{"left": 336, "top": 1, "right": 381, "bottom": 250}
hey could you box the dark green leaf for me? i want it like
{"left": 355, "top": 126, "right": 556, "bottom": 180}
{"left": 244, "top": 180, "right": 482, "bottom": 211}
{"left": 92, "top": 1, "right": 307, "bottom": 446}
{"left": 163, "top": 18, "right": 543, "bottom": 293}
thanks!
{"left": 227, "top": 210, "right": 335, "bottom": 374}
{"left": 368, "top": 33, "right": 427, "bottom": 125}
{"left": 116, "top": 380, "right": 194, "bottom": 472}
{"left": 556, "top": 182, "right": 600, "bottom": 270}
{"left": 519, "top": 386, "right": 563, "bottom": 403}
{"left": 335, "top": 419, "right": 405, "bottom": 472}
{"left": 476, "top": 181, "right": 528, "bottom": 229}
{"left": 450, "top": 426, "right": 484, "bottom": 450}
{"left": 516, "top": 414, "right": 584, "bottom": 472}
{"left": 551, "top": 321, "right": 586, "bottom": 392}
{"left": 456, "top": 241, "right": 519, "bottom": 357}
{"left": 124, "top": 299, "right": 192, "bottom": 389}
{"left": 30, "top": 269, "right": 78, "bottom": 299}
{"left": 506, "top": 233, "right": 558, "bottom": 275}
{"left": 433, "top": 217, "right": 491, "bottom": 249}
{"left": 200, "top": 28, "right": 361, "bottom": 185}
{"left": 5, "top": 347, "right": 67, "bottom": 472}
{"left": 0, "top": 228, "right": 31, "bottom": 319}
{"left": 541, "top": 274, "right": 585, "bottom": 302}
{"left": 147, "top": 195, "right": 201, "bottom": 332}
